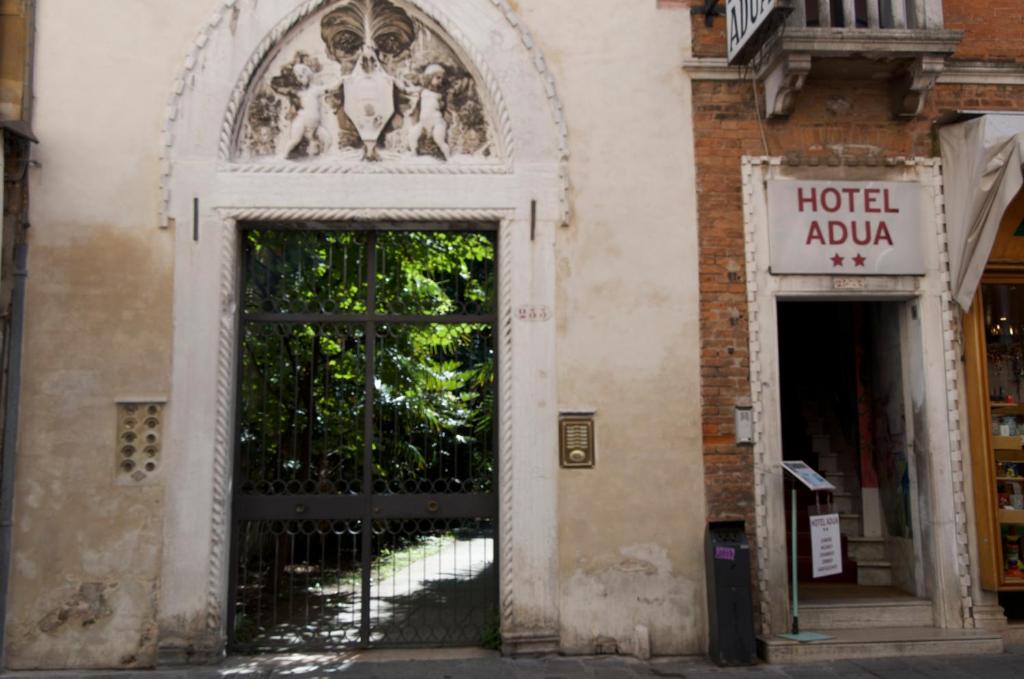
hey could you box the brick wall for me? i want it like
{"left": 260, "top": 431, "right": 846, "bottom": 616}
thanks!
{"left": 690, "top": 0, "right": 1024, "bottom": 623}
{"left": 689, "top": 1, "right": 1024, "bottom": 61}
{"left": 945, "top": 0, "right": 1024, "bottom": 62}
{"left": 690, "top": 1, "right": 726, "bottom": 58}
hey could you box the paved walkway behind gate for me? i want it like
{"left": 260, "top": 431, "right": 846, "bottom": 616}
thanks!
{"left": 3, "top": 645, "right": 1024, "bottom": 679}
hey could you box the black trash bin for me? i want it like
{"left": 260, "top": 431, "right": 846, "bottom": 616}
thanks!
{"left": 705, "top": 520, "right": 756, "bottom": 666}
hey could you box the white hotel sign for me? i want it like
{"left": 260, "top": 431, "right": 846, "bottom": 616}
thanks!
{"left": 727, "top": 0, "right": 788, "bottom": 64}
{"left": 767, "top": 180, "right": 925, "bottom": 276}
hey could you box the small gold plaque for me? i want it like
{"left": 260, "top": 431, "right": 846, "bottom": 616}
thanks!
{"left": 560, "top": 414, "right": 595, "bottom": 468}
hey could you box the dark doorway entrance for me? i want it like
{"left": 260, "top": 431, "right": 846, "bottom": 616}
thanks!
{"left": 229, "top": 223, "right": 499, "bottom": 651}
{"left": 778, "top": 301, "right": 921, "bottom": 599}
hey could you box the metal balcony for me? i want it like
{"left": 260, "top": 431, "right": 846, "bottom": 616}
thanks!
{"left": 757, "top": 0, "right": 962, "bottom": 118}
{"left": 797, "top": 0, "right": 939, "bottom": 30}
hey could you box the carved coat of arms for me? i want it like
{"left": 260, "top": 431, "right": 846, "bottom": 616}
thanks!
{"left": 342, "top": 47, "right": 397, "bottom": 161}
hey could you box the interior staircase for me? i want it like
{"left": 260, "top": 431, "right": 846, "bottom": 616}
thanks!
{"left": 761, "top": 412, "right": 1003, "bottom": 662}
{"left": 784, "top": 413, "right": 885, "bottom": 586}
{"left": 813, "top": 428, "right": 891, "bottom": 587}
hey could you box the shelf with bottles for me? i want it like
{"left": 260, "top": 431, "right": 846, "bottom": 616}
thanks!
{"left": 1002, "top": 524, "right": 1024, "bottom": 583}
{"left": 996, "top": 449, "right": 1024, "bottom": 464}
{"left": 996, "top": 463, "right": 1024, "bottom": 516}
{"left": 980, "top": 285, "right": 1024, "bottom": 589}
{"left": 990, "top": 412, "right": 1024, "bottom": 438}
{"left": 997, "top": 460, "right": 1024, "bottom": 477}
{"left": 986, "top": 338, "right": 1024, "bottom": 406}
{"left": 991, "top": 402, "right": 1024, "bottom": 415}
{"left": 1001, "top": 508, "right": 1024, "bottom": 524}
{"left": 990, "top": 396, "right": 1024, "bottom": 450}
{"left": 993, "top": 437, "right": 1024, "bottom": 453}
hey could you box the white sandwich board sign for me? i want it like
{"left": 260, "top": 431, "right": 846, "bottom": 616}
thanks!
{"left": 809, "top": 513, "right": 843, "bottom": 578}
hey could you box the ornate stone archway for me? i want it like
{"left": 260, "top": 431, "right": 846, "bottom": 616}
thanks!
{"left": 157, "top": 0, "right": 568, "bottom": 660}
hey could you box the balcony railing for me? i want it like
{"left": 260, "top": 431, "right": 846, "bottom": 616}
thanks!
{"left": 755, "top": 0, "right": 961, "bottom": 118}
{"left": 790, "top": 0, "right": 943, "bottom": 30}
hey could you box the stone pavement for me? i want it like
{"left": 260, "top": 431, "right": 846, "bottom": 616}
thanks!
{"left": 3, "top": 645, "right": 1024, "bottom": 679}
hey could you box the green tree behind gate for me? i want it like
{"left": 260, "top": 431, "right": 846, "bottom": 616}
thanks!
{"left": 237, "top": 228, "right": 496, "bottom": 497}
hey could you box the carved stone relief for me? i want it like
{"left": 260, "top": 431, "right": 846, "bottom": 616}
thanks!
{"left": 237, "top": 0, "right": 495, "bottom": 164}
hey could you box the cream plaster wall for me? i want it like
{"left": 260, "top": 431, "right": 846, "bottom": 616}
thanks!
{"left": 9, "top": 0, "right": 214, "bottom": 669}
{"left": 8, "top": 0, "right": 705, "bottom": 667}
{"left": 517, "top": 0, "right": 706, "bottom": 656}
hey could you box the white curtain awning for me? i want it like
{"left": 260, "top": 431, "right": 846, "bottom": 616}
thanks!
{"left": 939, "top": 114, "right": 1024, "bottom": 310}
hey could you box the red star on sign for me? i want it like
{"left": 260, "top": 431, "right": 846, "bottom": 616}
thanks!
{"left": 853, "top": 253, "right": 866, "bottom": 267}
{"left": 831, "top": 253, "right": 844, "bottom": 267}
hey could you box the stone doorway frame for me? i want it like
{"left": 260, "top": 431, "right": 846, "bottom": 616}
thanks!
{"left": 156, "top": 0, "right": 568, "bottom": 661}
{"left": 740, "top": 157, "right": 977, "bottom": 637}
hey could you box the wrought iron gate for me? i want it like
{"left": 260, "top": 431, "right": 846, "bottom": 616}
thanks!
{"left": 229, "top": 223, "right": 498, "bottom": 651}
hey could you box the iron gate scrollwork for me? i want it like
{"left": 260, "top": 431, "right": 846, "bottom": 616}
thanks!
{"left": 229, "top": 223, "right": 498, "bottom": 651}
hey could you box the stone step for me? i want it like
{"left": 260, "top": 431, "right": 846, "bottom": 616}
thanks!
{"left": 791, "top": 556, "right": 859, "bottom": 585}
{"left": 821, "top": 471, "right": 848, "bottom": 493}
{"left": 832, "top": 491, "right": 854, "bottom": 514}
{"left": 856, "top": 560, "right": 894, "bottom": 587}
{"left": 840, "top": 513, "right": 861, "bottom": 536}
{"left": 798, "top": 599, "right": 933, "bottom": 630}
{"left": 847, "top": 537, "right": 886, "bottom": 561}
{"left": 757, "top": 627, "right": 1003, "bottom": 664}
{"left": 818, "top": 452, "right": 839, "bottom": 473}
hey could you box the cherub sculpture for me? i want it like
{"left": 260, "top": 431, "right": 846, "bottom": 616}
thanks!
{"left": 278, "top": 63, "right": 338, "bottom": 160}
{"left": 406, "top": 64, "right": 450, "bottom": 159}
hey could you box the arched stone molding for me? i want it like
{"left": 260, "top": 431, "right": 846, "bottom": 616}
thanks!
{"left": 158, "top": 0, "right": 565, "bottom": 661}
{"left": 159, "top": 0, "right": 570, "bottom": 227}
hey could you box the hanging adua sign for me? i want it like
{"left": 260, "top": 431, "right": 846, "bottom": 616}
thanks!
{"left": 727, "top": 0, "right": 790, "bottom": 65}
{"left": 767, "top": 180, "right": 926, "bottom": 275}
